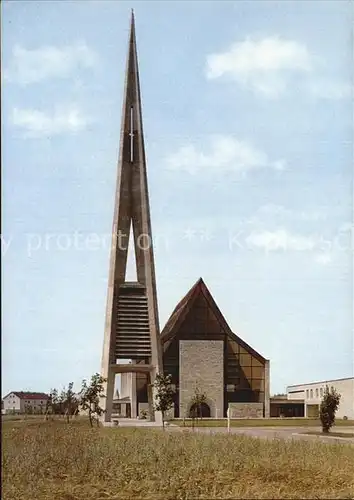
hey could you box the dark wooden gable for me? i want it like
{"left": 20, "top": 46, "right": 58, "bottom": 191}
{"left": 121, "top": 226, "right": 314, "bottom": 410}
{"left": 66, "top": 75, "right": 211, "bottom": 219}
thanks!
{"left": 161, "top": 277, "right": 265, "bottom": 364}
{"left": 160, "top": 278, "right": 267, "bottom": 415}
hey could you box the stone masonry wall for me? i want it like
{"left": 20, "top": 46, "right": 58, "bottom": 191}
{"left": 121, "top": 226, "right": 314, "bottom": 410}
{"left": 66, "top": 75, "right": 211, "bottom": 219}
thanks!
{"left": 179, "top": 340, "right": 223, "bottom": 418}
{"left": 228, "top": 402, "right": 263, "bottom": 419}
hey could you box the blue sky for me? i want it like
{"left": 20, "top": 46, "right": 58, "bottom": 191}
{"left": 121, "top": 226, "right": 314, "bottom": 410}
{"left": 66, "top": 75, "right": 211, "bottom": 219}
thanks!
{"left": 2, "top": 0, "right": 353, "bottom": 396}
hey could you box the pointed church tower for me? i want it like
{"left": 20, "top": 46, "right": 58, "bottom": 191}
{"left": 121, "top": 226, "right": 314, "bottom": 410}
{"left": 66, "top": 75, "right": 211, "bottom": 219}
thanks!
{"left": 101, "top": 11, "right": 163, "bottom": 423}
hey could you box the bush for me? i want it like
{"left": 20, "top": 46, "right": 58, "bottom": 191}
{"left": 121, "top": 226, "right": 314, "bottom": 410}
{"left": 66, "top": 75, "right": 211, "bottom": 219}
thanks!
{"left": 319, "top": 386, "right": 341, "bottom": 433}
{"left": 153, "top": 373, "right": 175, "bottom": 429}
{"left": 140, "top": 409, "right": 148, "bottom": 420}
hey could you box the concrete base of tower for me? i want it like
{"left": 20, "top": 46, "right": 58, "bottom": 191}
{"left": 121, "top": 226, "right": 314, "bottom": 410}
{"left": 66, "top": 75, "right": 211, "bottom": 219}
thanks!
{"left": 154, "top": 410, "right": 163, "bottom": 425}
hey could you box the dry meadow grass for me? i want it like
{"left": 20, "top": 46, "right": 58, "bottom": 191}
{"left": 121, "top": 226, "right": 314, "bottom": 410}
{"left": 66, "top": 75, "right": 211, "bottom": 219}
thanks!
{"left": 2, "top": 419, "right": 354, "bottom": 499}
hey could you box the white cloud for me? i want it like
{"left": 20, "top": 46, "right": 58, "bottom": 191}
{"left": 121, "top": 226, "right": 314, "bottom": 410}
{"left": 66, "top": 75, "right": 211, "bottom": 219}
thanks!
{"left": 4, "top": 42, "right": 97, "bottom": 85}
{"left": 206, "top": 36, "right": 312, "bottom": 97}
{"left": 306, "top": 79, "right": 353, "bottom": 100}
{"left": 314, "top": 253, "right": 332, "bottom": 265}
{"left": 338, "top": 222, "right": 353, "bottom": 234}
{"left": 256, "top": 204, "right": 326, "bottom": 222}
{"left": 246, "top": 229, "right": 318, "bottom": 252}
{"left": 206, "top": 36, "right": 350, "bottom": 100}
{"left": 11, "top": 106, "right": 91, "bottom": 138}
{"left": 166, "top": 135, "right": 285, "bottom": 175}
{"left": 244, "top": 218, "right": 352, "bottom": 264}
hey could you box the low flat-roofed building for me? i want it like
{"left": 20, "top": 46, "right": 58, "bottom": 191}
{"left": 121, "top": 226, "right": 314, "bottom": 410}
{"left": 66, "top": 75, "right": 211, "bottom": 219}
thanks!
{"left": 270, "top": 396, "right": 304, "bottom": 417}
{"left": 287, "top": 377, "right": 354, "bottom": 419}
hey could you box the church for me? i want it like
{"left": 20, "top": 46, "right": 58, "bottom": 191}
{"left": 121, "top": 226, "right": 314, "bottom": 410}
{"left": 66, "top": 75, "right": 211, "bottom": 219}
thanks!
{"left": 134, "top": 277, "right": 270, "bottom": 419}
{"left": 101, "top": 12, "right": 270, "bottom": 423}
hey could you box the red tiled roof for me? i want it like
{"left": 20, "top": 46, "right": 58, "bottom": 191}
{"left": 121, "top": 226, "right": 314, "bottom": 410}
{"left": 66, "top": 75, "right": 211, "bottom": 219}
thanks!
{"left": 12, "top": 392, "right": 49, "bottom": 400}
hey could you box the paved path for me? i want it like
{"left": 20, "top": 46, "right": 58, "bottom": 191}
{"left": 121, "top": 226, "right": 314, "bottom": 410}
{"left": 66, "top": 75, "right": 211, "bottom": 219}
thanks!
{"left": 172, "top": 425, "right": 354, "bottom": 444}
{"left": 104, "top": 418, "right": 163, "bottom": 427}
{"left": 107, "top": 419, "right": 354, "bottom": 444}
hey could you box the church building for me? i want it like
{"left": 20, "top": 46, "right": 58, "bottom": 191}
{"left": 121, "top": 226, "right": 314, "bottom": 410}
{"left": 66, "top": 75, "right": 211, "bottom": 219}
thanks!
{"left": 132, "top": 278, "right": 270, "bottom": 419}
{"left": 102, "top": 12, "right": 270, "bottom": 423}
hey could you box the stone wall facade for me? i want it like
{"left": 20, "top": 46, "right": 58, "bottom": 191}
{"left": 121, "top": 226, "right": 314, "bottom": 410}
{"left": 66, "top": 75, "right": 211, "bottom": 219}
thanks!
{"left": 179, "top": 340, "right": 223, "bottom": 418}
{"left": 228, "top": 402, "right": 263, "bottom": 419}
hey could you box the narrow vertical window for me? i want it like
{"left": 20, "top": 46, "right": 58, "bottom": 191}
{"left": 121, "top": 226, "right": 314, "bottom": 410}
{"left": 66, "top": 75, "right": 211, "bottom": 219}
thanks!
{"left": 129, "top": 106, "right": 134, "bottom": 163}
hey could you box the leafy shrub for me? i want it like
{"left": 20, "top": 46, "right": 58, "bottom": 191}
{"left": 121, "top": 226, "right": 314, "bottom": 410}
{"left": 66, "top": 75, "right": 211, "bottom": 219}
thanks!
{"left": 319, "top": 386, "right": 341, "bottom": 433}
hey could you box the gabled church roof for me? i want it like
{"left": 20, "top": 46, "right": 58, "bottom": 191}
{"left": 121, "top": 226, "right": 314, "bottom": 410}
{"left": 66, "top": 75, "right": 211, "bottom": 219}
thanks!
{"left": 161, "top": 277, "right": 266, "bottom": 363}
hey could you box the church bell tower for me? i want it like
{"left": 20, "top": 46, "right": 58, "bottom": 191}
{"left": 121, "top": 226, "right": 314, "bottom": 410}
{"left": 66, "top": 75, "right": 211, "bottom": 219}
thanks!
{"left": 101, "top": 11, "right": 163, "bottom": 423}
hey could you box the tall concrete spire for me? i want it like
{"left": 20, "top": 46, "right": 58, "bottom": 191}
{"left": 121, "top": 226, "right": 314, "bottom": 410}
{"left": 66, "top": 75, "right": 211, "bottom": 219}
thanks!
{"left": 101, "top": 12, "right": 163, "bottom": 424}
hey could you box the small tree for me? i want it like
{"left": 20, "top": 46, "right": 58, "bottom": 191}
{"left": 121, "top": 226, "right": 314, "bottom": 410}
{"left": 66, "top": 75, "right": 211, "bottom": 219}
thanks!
{"left": 153, "top": 373, "right": 175, "bottom": 429}
{"left": 79, "top": 373, "right": 107, "bottom": 427}
{"left": 320, "top": 385, "right": 341, "bottom": 433}
{"left": 51, "top": 388, "right": 59, "bottom": 416}
{"left": 58, "top": 389, "right": 66, "bottom": 417}
{"left": 24, "top": 403, "right": 33, "bottom": 415}
{"left": 45, "top": 392, "right": 50, "bottom": 420}
{"left": 189, "top": 383, "right": 207, "bottom": 428}
{"left": 64, "top": 382, "right": 75, "bottom": 423}
{"left": 45, "top": 389, "right": 55, "bottom": 420}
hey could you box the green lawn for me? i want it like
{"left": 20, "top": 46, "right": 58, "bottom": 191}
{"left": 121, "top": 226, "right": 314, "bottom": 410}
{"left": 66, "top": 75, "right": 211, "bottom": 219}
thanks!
{"left": 172, "top": 418, "right": 354, "bottom": 428}
{"left": 302, "top": 431, "right": 354, "bottom": 439}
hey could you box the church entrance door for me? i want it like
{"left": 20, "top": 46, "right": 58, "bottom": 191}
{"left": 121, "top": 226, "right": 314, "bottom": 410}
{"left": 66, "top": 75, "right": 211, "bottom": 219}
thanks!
{"left": 189, "top": 402, "right": 211, "bottom": 418}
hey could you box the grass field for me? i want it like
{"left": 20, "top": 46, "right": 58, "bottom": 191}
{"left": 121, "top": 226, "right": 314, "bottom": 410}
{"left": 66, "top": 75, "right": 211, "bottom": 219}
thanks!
{"left": 2, "top": 419, "right": 354, "bottom": 499}
{"left": 173, "top": 417, "right": 354, "bottom": 427}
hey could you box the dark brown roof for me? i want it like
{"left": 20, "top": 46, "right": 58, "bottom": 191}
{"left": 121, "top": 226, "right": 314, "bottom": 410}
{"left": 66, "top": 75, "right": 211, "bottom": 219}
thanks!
{"left": 161, "top": 278, "right": 202, "bottom": 342}
{"left": 4, "top": 392, "right": 49, "bottom": 400}
{"left": 161, "top": 277, "right": 266, "bottom": 363}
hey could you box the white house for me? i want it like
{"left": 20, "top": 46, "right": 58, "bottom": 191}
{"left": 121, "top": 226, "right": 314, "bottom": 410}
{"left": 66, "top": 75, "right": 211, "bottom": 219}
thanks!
{"left": 2, "top": 392, "right": 49, "bottom": 414}
{"left": 287, "top": 377, "right": 354, "bottom": 419}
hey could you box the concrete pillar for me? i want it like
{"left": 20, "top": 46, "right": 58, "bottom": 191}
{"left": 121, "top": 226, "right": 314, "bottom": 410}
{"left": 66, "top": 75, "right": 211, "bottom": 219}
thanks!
{"left": 264, "top": 359, "right": 270, "bottom": 418}
{"left": 129, "top": 361, "right": 137, "bottom": 418}
{"left": 304, "top": 403, "right": 308, "bottom": 418}
{"left": 120, "top": 373, "right": 125, "bottom": 398}
{"left": 104, "top": 370, "right": 115, "bottom": 422}
{"left": 147, "top": 378, "right": 154, "bottom": 421}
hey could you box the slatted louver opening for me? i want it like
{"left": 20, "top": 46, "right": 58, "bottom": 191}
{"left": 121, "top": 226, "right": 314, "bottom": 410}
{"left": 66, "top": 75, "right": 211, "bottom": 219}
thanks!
{"left": 115, "top": 283, "right": 152, "bottom": 359}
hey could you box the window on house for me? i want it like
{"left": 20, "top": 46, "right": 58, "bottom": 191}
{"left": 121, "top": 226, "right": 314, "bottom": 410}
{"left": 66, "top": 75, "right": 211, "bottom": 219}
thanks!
{"left": 320, "top": 388, "right": 323, "bottom": 397}
{"left": 316, "top": 388, "right": 319, "bottom": 398}
{"left": 306, "top": 389, "right": 309, "bottom": 398}
{"left": 310, "top": 389, "right": 313, "bottom": 398}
